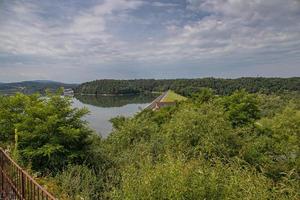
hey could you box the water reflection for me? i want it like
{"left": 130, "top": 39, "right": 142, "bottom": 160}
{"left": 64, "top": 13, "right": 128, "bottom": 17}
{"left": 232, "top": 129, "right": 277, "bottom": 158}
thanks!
{"left": 73, "top": 94, "right": 157, "bottom": 137}
{"left": 75, "top": 94, "right": 157, "bottom": 107}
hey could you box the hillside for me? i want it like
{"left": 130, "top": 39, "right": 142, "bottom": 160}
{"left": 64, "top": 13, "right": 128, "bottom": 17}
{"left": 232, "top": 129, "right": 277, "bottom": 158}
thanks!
{"left": 0, "top": 80, "right": 78, "bottom": 95}
{"left": 74, "top": 77, "right": 300, "bottom": 96}
{"left": 1, "top": 88, "right": 299, "bottom": 199}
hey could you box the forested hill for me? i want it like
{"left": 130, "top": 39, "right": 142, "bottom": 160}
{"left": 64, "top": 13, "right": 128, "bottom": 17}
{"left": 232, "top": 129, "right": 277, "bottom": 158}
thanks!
{"left": 74, "top": 77, "right": 300, "bottom": 96}
{"left": 0, "top": 80, "right": 78, "bottom": 95}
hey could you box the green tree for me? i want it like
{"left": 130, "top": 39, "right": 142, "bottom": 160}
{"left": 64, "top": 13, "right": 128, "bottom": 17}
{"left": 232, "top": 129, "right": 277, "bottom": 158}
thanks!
{"left": 0, "top": 93, "right": 33, "bottom": 144}
{"left": 222, "top": 90, "right": 260, "bottom": 127}
{"left": 191, "top": 87, "right": 215, "bottom": 103}
{"left": 12, "top": 93, "right": 93, "bottom": 174}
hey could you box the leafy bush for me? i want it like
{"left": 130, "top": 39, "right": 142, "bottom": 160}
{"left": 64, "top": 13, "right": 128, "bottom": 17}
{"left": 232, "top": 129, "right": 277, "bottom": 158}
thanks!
{"left": 163, "top": 102, "right": 235, "bottom": 158}
{"left": 222, "top": 90, "right": 260, "bottom": 127}
{"left": 106, "top": 91, "right": 299, "bottom": 199}
{"left": 113, "top": 157, "right": 284, "bottom": 200}
{"left": 0, "top": 93, "right": 33, "bottom": 143}
{"left": 243, "top": 104, "right": 299, "bottom": 181}
{"left": 0, "top": 92, "right": 93, "bottom": 174}
{"left": 55, "top": 165, "right": 103, "bottom": 200}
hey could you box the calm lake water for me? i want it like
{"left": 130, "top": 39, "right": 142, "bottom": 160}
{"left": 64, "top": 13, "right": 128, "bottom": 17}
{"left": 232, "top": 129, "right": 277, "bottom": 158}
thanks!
{"left": 73, "top": 94, "right": 157, "bottom": 137}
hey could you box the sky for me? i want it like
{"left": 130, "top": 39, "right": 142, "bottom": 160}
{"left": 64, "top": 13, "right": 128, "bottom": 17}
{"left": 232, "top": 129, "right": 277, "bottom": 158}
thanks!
{"left": 0, "top": 0, "right": 300, "bottom": 83}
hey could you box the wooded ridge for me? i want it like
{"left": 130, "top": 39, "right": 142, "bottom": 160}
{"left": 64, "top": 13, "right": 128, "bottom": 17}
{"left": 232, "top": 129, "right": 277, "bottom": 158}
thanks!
{"left": 74, "top": 77, "right": 300, "bottom": 96}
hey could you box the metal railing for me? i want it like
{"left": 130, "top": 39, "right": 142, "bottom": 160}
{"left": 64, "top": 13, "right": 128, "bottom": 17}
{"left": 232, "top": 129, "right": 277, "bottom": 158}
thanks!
{"left": 0, "top": 148, "right": 56, "bottom": 200}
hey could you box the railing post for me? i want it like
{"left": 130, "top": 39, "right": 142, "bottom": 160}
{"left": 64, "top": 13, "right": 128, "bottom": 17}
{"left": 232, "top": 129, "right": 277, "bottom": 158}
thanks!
{"left": 22, "top": 172, "right": 26, "bottom": 198}
{"left": 0, "top": 148, "right": 56, "bottom": 200}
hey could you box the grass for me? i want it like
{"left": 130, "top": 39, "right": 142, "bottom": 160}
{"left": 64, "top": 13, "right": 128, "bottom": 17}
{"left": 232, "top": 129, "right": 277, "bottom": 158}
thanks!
{"left": 161, "top": 90, "right": 187, "bottom": 102}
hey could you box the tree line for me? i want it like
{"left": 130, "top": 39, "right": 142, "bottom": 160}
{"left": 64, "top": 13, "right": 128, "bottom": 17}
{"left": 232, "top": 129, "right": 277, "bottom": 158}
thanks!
{"left": 0, "top": 81, "right": 77, "bottom": 95}
{"left": 74, "top": 77, "right": 300, "bottom": 96}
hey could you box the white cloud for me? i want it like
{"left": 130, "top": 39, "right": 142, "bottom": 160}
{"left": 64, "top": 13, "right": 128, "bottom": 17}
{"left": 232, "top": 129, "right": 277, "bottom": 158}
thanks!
{"left": 0, "top": 0, "right": 143, "bottom": 60}
{"left": 158, "top": 0, "right": 300, "bottom": 60}
{"left": 2, "top": 0, "right": 299, "bottom": 61}
{"left": 150, "top": 2, "right": 179, "bottom": 7}
{"left": 0, "top": 0, "right": 299, "bottom": 82}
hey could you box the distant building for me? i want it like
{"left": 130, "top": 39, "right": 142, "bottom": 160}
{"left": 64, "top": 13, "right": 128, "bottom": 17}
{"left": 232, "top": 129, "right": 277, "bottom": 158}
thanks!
{"left": 145, "top": 90, "right": 187, "bottom": 111}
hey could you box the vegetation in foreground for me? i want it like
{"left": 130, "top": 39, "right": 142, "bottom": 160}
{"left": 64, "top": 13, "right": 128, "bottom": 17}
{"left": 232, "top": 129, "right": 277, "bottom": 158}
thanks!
{"left": 0, "top": 88, "right": 299, "bottom": 199}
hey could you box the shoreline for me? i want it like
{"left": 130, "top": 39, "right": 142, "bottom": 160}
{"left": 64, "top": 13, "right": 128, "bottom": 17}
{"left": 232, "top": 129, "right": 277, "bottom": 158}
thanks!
{"left": 75, "top": 91, "right": 163, "bottom": 96}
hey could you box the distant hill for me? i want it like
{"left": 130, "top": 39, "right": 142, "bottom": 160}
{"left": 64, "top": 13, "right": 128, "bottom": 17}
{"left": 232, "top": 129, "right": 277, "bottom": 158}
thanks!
{"left": 74, "top": 77, "right": 300, "bottom": 96}
{"left": 0, "top": 80, "right": 78, "bottom": 95}
{"left": 31, "top": 80, "right": 59, "bottom": 83}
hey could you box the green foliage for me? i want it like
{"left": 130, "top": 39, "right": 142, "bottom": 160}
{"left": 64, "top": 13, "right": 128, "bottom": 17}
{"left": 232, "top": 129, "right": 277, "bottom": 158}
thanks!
{"left": 108, "top": 116, "right": 159, "bottom": 154}
{"left": 105, "top": 90, "right": 299, "bottom": 199}
{"left": 247, "top": 105, "right": 299, "bottom": 180}
{"left": 1, "top": 89, "right": 299, "bottom": 199}
{"left": 222, "top": 90, "right": 261, "bottom": 127}
{"left": 191, "top": 87, "right": 215, "bottom": 103}
{"left": 55, "top": 165, "right": 103, "bottom": 200}
{"left": 113, "top": 157, "right": 282, "bottom": 200}
{"left": 0, "top": 80, "right": 77, "bottom": 95}
{"left": 0, "top": 93, "right": 33, "bottom": 143}
{"left": 162, "top": 102, "right": 235, "bottom": 158}
{"left": 75, "top": 77, "right": 300, "bottom": 96}
{"left": 0, "top": 92, "right": 93, "bottom": 174}
{"left": 110, "top": 116, "right": 128, "bottom": 130}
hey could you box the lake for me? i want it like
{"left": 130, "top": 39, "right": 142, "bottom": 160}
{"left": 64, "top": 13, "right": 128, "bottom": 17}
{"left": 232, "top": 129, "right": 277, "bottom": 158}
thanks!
{"left": 73, "top": 94, "right": 158, "bottom": 137}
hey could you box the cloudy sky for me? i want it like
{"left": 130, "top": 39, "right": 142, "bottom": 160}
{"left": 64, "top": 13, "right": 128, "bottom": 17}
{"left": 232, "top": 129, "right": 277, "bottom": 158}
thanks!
{"left": 0, "top": 0, "right": 300, "bottom": 83}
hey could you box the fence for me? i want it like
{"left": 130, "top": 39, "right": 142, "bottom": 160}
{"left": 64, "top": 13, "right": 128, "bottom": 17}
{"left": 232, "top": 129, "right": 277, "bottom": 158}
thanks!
{"left": 0, "top": 148, "right": 56, "bottom": 200}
